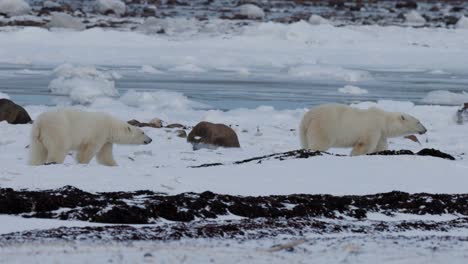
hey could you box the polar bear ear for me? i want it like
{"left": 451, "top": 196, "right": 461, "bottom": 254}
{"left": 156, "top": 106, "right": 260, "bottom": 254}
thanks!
{"left": 400, "top": 115, "right": 406, "bottom": 121}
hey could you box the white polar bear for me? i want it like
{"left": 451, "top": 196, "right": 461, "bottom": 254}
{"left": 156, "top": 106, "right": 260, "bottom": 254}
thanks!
{"left": 299, "top": 104, "right": 427, "bottom": 156}
{"left": 29, "top": 108, "right": 152, "bottom": 166}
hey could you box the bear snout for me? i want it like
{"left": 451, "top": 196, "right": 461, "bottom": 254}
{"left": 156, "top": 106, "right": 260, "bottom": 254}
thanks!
{"left": 144, "top": 136, "right": 152, "bottom": 144}
{"left": 418, "top": 125, "right": 427, "bottom": 135}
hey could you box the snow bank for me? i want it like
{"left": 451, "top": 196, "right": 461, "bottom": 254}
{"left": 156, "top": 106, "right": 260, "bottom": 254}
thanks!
{"left": 120, "top": 89, "right": 209, "bottom": 111}
{"left": 0, "top": 91, "right": 9, "bottom": 99}
{"left": 95, "top": 0, "right": 126, "bottom": 16}
{"left": 1, "top": 23, "right": 468, "bottom": 74}
{"left": 308, "top": 14, "right": 329, "bottom": 25}
{"left": 287, "top": 65, "right": 370, "bottom": 82}
{"left": 405, "top": 11, "right": 426, "bottom": 26}
{"left": 237, "top": 4, "right": 264, "bottom": 20}
{"left": 338, "top": 85, "right": 368, "bottom": 95}
{"left": 48, "top": 64, "right": 119, "bottom": 104}
{"left": 46, "top": 12, "right": 86, "bottom": 31}
{"left": 421, "top": 90, "right": 468, "bottom": 105}
{"left": 456, "top": 15, "right": 468, "bottom": 29}
{"left": 0, "top": 0, "right": 30, "bottom": 16}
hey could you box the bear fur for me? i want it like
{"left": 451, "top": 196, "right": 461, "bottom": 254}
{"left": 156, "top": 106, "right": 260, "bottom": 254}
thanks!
{"left": 29, "top": 108, "right": 152, "bottom": 166}
{"left": 299, "top": 104, "right": 427, "bottom": 156}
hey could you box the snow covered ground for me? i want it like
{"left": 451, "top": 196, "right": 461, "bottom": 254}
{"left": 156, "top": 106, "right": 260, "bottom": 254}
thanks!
{"left": 0, "top": 100, "right": 467, "bottom": 195}
{"left": 1, "top": 234, "right": 468, "bottom": 264}
{"left": 1, "top": 19, "right": 468, "bottom": 262}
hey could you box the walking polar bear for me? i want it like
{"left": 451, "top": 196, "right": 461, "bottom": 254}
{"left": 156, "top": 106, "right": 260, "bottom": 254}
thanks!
{"left": 299, "top": 104, "right": 427, "bottom": 156}
{"left": 29, "top": 108, "right": 152, "bottom": 166}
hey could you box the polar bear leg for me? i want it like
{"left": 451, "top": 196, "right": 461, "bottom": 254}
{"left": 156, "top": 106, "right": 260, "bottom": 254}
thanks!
{"left": 29, "top": 138, "right": 48, "bottom": 165}
{"left": 76, "top": 143, "right": 98, "bottom": 164}
{"left": 45, "top": 144, "right": 67, "bottom": 164}
{"left": 351, "top": 134, "right": 379, "bottom": 156}
{"left": 96, "top": 142, "right": 117, "bottom": 166}
{"left": 305, "top": 130, "right": 332, "bottom": 151}
{"left": 375, "top": 137, "right": 388, "bottom": 152}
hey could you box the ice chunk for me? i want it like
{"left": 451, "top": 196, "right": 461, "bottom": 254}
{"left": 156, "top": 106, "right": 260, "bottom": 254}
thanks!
{"left": 94, "top": 0, "right": 126, "bottom": 16}
{"left": 421, "top": 90, "right": 468, "bottom": 105}
{"left": 0, "top": 92, "right": 10, "bottom": 99}
{"left": 47, "top": 12, "right": 86, "bottom": 31}
{"left": 308, "top": 14, "right": 329, "bottom": 25}
{"left": 140, "top": 65, "right": 163, "bottom": 74}
{"left": 48, "top": 64, "right": 119, "bottom": 104}
{"left": 288, "top": 65, "right": 371, "bottom": 82}
{"left": 456, "top": 15, "right": 468, "bottom": 29}
{"left": 120, "top": 89, "right": 209, "bottom": 110}
{"left": 405, "top": 11, "right": 426, "bottom": 26}
{"left": 237, "top": 4, "right": 265, "bottom": 20}
{"left": 0, "top": 0, "right": 31, "bottom": 16}
{"left": 338, "top": 85, "right": 368, "bottom": 95}
{"left": 168, "top": 64, "right": 206, "bottom": 73}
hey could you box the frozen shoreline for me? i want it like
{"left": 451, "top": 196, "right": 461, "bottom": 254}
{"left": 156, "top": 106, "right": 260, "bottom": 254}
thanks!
{"left": 0, "top": 24, "right": 467, "bottom": 72}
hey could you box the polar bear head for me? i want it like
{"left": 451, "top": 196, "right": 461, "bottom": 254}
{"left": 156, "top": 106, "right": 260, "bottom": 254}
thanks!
{"left": 113, "top": 124, "right": 153, "bottom": 145}
{"left": 390, "top": 113, "right": 427, "bottom": 137}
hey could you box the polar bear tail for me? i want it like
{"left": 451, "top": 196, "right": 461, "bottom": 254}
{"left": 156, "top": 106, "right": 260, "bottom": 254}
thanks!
{"left": 29, "top": 121, "right": 47, "bottom": 166}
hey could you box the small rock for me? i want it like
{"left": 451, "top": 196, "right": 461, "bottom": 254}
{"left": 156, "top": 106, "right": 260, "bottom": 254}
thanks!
{"left": 166, "top": 123, "right": 185, "bottom": 129}
{"left": 429, "top": 6, "right": 440, "bottom": 12}
{"left": 187, "top": 121, "right": 240, "bottom": 150}
{"left": 0, "top": 99, "right": 32, "bottom": 124}
{"left": 149, "top": 118, "right": 163, "bottom": 128}
{"left": 395, "top": 1, "right": 418, "bottom": 9}
{"left": 175, "top": 129, "right": 187, "bottom": 138}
